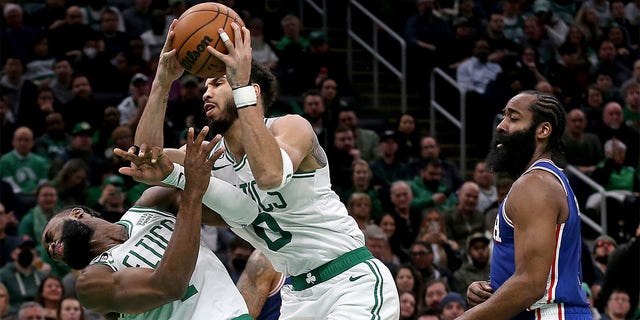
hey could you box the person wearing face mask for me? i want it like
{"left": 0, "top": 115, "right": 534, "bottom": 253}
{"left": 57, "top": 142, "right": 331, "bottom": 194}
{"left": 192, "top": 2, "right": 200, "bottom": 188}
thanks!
{"left": 248, "top": 18, "right": 279, "bottom": 71}
{"left": 226, "top": 236, "right": 254, "bottom": 284}
{"left": 0, "top": 240, "right": 49, "bottom": 311}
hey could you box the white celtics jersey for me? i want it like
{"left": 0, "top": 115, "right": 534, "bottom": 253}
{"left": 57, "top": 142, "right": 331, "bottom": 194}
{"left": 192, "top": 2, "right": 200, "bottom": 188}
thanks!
{"left": 211, "top": 118, "right": 365, "bottom": 277}
{"left": 89, "top": 207, "right": 249, "bottom": 320}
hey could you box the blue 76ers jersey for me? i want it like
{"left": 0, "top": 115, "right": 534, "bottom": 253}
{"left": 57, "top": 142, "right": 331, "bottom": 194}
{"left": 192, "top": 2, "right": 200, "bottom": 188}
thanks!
{"left": 490, "top": 160, "right": 591, "bottom": 319}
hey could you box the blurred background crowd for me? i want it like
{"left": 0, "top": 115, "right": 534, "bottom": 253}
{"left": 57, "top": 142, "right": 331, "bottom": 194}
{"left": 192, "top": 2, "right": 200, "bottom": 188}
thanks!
{"left": 0, "top": 0, "right": 638, "bottom": 319}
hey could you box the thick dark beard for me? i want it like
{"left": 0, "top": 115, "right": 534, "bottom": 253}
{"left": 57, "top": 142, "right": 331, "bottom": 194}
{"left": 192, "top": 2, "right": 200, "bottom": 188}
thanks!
{"left": 61, "top": 219, "right": 95, "bottom": 270}
{"left": 209, "top": 96, "right": 239, "bottom": 137}
{"left": 486, "top": 125, "right": 537, "bottom": 178}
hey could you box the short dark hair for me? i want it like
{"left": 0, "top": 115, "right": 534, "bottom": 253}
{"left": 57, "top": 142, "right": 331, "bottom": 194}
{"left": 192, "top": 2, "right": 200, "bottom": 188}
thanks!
{"left": 521, "top": 91, "right": 567, "bottom": 165}
{"left": 249, "top": 60, "right": 277, "bottom": 114}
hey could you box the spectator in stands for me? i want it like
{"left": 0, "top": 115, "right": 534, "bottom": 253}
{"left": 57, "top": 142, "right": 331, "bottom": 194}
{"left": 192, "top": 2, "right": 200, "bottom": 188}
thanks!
{"left": 93, "top": 107, "right": 121, "bottom": 159}
{"left": 389, "top": 181, "right": 422, "bottom": 251}
{"left": 590, "top": 234, "right": 617, "bottom": 301}
{"left": 404, "top": 0, "right": 452, "bottom": 91}
{"left": 319, "top": 78, "right": 351, "bottom": 120}
{"left": 24, "top": 35, "right": 56, "bottom": 87}
{"left": 17, "top": 87, "right": 58, "bottom": 138}
{"left": 0, "top": 97, "right": 17, "bottom": 156}
{"left": 0, "top": 202, "right": 21, "bottom": 268}
{"left": 98, "top": 9, "right": 130, "bottom": 62}
{"left": 17, "top": 184, "right": 58, "bottom": 258}
{"left": 117, "top": 73, "right": 150, "bottom": 128}
{"left": 337, "top": 107, "right": 380, "bottom": 161}
{"left": 35, "top": 276, "right": 63, "bottom": 320}
{"left": 57, "top": 122, "right": 103, "bottom": 186}
{"left": 523, "top": 15, "right": 556, "bottom": 66}
{"left": 440, "top": 292, "right": 467, "bottom": 320}
{"left": 17, "top": 301, "right": 45, "bottom": 320}
{"left": 81, "top": 0, "right": 125, "bottom": 32}
{"left": 0, "top": 282, "right": 16, "bottom": 319}
{"left": 453, "top": 233, "right": 490, "bottom": 296}
{"left": 0, "top": 240, "right": 48, "bottom": 310}
{"left": 51, "top": 159, "right": 89, "bottom": 207}
{"left": 598, "top": 224, "right": 639, "bottom": 314}
{"left": 422, "top": 277, "right": 450, "bottom": 313}
{"left": 0, "top": 127, "right": 50, "bottom": 197}
{"left": 301, "top": 90, "right": 329, "bottom": 150}
{"left": 91, "top": 175, "right": 128, "bottom": 223}
{"left": 590, "top": 39, "right": 633, "bottom": 87}
{"left": 440, "top": 17, "right": 475, "bottom": 74}
{"left": 443, "top": 182, "right": 484, "bottom": 246}
{"left": 591, "top": 138, "right": 639, "bottom": 192}
{"left": 593, "top": 68, "right": 623, "bottom": 104}
{"left": 483, "top": 176, "right": 514, "bottom": 233}
{"left": 248, "top": 18, "right": 278, "bottom": 71}
{"left": 410, "top": 241, "right": 455, "bottom": 290}
{"left": 396, "top": 264, "right": 425, "bottom": 305}
{"left": 0, "top": 57, "right": 38, "bottom": 124}
{"left": 47, "top": 6, "right": 95, "bottom": 58}
{"left": 166, "top": 75, "right": 206, "bottom": 133}
{"left": 275, "top": 14, "right": 309, "bottom": 52}
{"left": 327, "top": 125, "right": 360, "bottom": 193}
{"left": 409, "top": 158, "right": 456, "bottom": 212}
{"left": 49, "top": 58, "right": 75, "bottom": 105}
{"left": 502, "top": 0, "right": 526, "bottom": 45}
{"left": 546, "top": 42, "right": 591, "bottom": 109}
{"left": 140, "top": 9, "right": 167, "bottom": 62}
{"left": 456, "top": 38, "right": 503, "bottom": 95}
{"left": 58, "top": 75, "right": 106, "bottom": 131}
{"left": 399, "top": 290, "right": 417, "bottom": 320}
{"left": 473, "top": 161, "right": 497, "bottom": 213}
{"left": 582, "top": 85, "right": 607, "bottom": 133}
{"left": 273, "top": 14, "right": 308, "bottom": 94}
{"left": 1, "top": 4, "right": 40, "bottom": 62}
{"left": 597, "top": 102, "right": 640, "bottom": 167}
{"left": 621, "top": 79, "right": 640, "bottom": 129}
{"left": 412, "top": 136, "right": 464, "bottom": 191}
{"left": 370, "top": 131, "right": 412, "bottom": 204}
{"left": 347, "top": 192, "right": 373, "bottom": 230}
{"left": 364, "top": 224, "right": 400, "bottom": 275}
{"left": 340, "top": 159, "right": 384, "bottom": 220}
{"left": 600, "top": 289, "right": 632, "bottom": 320}
{"left": 395, "top": 113, "right": 421, "bottom": 163}
{"left": 481, "top": 11, "right": 520, "bottom": 69}
{"left": 121, "top": 0, "right": 152, "bottom": 37}
{"left": 606, "top": 24, "right": 635, "bottom": 68}
{"left": 564, "top": 108, "right": 603, "bottom": 173}
{"left": 416, "top": 207, "right": 462, "bottom": 272}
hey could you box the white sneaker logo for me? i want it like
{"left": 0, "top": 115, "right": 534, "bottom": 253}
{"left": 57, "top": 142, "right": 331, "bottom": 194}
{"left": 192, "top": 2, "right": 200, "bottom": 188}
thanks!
{"left": 306, "top": 273, "right": 316, "bottom": 284}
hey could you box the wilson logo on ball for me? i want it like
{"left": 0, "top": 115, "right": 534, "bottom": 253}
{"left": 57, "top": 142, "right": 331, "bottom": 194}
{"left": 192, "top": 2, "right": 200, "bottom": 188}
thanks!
{"left": 180, "top": 35, "right": 214, "bottom": 70}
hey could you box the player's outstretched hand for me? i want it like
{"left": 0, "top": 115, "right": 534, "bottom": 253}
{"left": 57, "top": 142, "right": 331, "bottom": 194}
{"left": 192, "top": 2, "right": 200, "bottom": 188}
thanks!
{"left": 466, "top": 280, "right": 493, "bottom": 307}
{"left": 115, "top": 144, "right": 174, "bottom": 186}
{"left": 206, "top": 22, "right": 251, "bottom": 89}
{"left": 156, "top": 19, "right": 184, "bottom": 85}
{"left": 183, "top": 126, "right": 223, "bottom": 197}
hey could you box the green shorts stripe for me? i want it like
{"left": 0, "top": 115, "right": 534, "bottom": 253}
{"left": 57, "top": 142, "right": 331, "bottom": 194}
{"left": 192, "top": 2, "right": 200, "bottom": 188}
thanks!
{"left": 232, "top": 314, "right": 253, "bottom": 320}
{"left": 364, "top": 260, "right": 383, "bottom": 320}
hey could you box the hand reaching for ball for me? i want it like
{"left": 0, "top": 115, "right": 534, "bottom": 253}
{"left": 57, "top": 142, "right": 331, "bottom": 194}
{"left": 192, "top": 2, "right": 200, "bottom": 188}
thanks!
{"left": 206, "top": 22, "right": 252, "bottom": 89}
{"left": 156, "top": 19, "right": 185, "bottom": 85}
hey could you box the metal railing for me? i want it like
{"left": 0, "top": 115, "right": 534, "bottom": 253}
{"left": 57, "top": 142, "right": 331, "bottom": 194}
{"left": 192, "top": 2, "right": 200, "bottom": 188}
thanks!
{"left": 429, "top": 67, "right": 466, "bottom": 176}
{"left": 299, "top": 0, "right": 327, "bottom": 32}
{"left": 346, "top": 0, "right": 407, "bottom": 112}
{"left": 565, "top": 165, "right": 607, "bottom": 234}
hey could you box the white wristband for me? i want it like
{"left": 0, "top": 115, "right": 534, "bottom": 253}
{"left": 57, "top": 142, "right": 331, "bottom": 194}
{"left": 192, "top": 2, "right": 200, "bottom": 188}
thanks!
{"left": 232, "top": 85, "right": 257, "bottom": 109}
{"left": 161, "top": 163, "right": 185, "bottom": 189}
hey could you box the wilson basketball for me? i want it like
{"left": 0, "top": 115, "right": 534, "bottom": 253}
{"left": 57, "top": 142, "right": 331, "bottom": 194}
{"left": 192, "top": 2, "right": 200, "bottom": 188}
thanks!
{"left": 172, "top": 2, "right": 244, "bottom": 78}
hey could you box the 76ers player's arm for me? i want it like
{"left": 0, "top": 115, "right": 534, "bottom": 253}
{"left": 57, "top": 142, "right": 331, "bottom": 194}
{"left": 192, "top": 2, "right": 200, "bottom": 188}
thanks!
{"left": 76, "top": 128, "right": 216, "bottom": 314}
{"left": 237, "top": 249, "right": 282, "bottom": 319}
{"left": 458, "top": 171, "right": 566, "bottom": 319}
{"left": 135, "top": 19, "right": 184, "bottom": 149}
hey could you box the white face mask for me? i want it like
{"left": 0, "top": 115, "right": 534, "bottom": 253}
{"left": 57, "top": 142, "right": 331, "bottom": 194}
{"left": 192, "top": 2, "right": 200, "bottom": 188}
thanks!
{"left": 83, "top": 47, "right": 97, "bottom": 59}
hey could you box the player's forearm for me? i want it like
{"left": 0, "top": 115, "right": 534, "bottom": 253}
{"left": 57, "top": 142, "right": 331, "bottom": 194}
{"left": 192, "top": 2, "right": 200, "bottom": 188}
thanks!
{"left": 135, "top": 80, "right": 172, "bottom": 147}
{"left": 152, "top": 192, "right": 202, "bottom": 299}
{"left": 458, "top": 276, "right": 545, "bottom": 320}
{"left": 237, "top": 106, "right": 283, "bottom": 189}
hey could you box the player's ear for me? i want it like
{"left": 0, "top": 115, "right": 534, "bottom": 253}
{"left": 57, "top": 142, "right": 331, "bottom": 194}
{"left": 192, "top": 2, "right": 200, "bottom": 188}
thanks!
{"left": 69, "top": 207, "right": 85, "bottom": 219}
{"left": 253, "top": 83, "right": 261, "bottom": 99}
{"left": 537, "top": 122, "right": 551, "bottom": 139}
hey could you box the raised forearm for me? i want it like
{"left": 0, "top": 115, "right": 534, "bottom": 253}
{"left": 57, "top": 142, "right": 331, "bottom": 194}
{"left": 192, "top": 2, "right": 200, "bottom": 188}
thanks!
{"left": 237, "top": 106, "right": 283, "bottom": 189}
{"left": 135, "top": 80, "right": 172, "bottom": 147}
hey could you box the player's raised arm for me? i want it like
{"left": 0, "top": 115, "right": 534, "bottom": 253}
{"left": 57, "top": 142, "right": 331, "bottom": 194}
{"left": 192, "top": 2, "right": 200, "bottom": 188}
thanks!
{"left": 135, "top": 19, "right": 184, "bottom": 148}
{"left": 75, "top": 127, "right": 215, "bottom": 314}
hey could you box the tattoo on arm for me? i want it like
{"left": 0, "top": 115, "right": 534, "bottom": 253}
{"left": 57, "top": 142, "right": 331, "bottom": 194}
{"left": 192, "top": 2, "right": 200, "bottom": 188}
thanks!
{"left": 310, "top": 136, "right": 327, "bottom": 167}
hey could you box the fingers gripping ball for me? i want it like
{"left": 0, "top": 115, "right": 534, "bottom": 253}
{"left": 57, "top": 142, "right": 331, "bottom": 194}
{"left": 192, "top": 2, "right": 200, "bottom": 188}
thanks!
{"left": 172, "top": 2, "right": 244, "bottom": 78}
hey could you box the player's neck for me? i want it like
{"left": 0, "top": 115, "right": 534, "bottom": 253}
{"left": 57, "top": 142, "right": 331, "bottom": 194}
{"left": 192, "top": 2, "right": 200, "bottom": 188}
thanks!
{"left": 94, "top": 224, "right": 129, "bottom": 254}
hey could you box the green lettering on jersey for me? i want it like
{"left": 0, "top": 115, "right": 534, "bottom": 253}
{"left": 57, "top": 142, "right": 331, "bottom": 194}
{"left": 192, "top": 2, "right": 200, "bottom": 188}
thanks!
{"left": 252, "top": 212, "right": 292, "bottom": 251}
{"left": 148, "top": 225, "right": 170, "bottom": 246}
{"left": 128, "top": 250, "right": 159, "bottom": 268}
{"left": 181, "top": 284, "right": 198, "bottom": 302}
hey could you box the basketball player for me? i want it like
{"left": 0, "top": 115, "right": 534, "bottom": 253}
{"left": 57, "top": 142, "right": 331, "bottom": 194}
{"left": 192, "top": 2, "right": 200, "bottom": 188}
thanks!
{"left": 124, "top": 20, "right": 400, "bottom": 319}
{"left": 461, "top": 92, "right": 592, "bottom": 319}
{"left": 41, "top": 128, "right": 251, "bottom": 319}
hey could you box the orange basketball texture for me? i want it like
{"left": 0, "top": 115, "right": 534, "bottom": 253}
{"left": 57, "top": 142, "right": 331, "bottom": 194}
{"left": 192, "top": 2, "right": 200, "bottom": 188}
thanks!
{"left": 172, "top": 3, "right": 245, "bottom": 78}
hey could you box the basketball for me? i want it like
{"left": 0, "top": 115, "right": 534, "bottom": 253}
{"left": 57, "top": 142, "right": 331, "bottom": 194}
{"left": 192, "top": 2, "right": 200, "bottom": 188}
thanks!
{"left": 172, "top": 2, "right": 245, "bottom": 78}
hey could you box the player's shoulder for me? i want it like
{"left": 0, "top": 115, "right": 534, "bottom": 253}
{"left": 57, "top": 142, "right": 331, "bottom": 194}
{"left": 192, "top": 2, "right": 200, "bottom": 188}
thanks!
{"left": 270, "top": 114, "right": 312, "bottom": 130}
